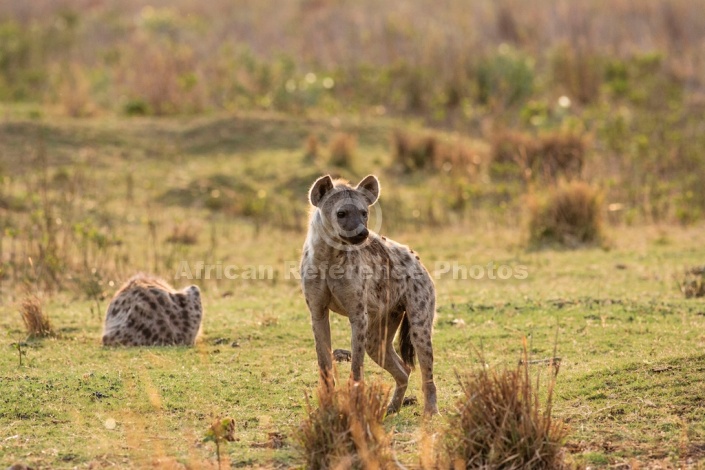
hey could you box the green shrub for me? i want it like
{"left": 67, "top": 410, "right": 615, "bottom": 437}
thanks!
{"left": 477, "top": 45, "right": 534, "bottom": 108}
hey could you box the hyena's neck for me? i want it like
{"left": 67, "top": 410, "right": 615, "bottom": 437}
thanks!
{"left": 305, "top": 210, "right": 337, "bottom": 260}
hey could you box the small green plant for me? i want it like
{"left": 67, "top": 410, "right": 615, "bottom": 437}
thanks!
{"left": 294, "top": 376, "right": 393, "bottom": 469}
{"left": 444, "top": 341, "right": 569, "bottom": 469}
{"left": 203, "top": 417, "right": 236, "bottom": 470}
{"left": 528, "top": 181, "right": 603, "bottom": 248}
{"left": 13, "top": 340, "right": 27, "bottom": 366}
{"left": 75, "top": 270, "right": 105, "bottom": 319}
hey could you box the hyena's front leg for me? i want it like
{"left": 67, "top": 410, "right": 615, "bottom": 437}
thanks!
{"left": 310, "top": 309, "right": 333, "bottom": 385}
{"left": 304, "top": 291, "right": 333, "bottom": 385}
{"left": 348, "top": 310, "right": 368, "bottom": 382}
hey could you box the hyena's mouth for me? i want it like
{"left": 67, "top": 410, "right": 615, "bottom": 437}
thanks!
{"left": 341, "top": 231, "right": 369, "bottom": 245}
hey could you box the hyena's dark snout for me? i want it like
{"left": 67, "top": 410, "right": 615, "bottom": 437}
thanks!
{"left": 342, "top": 225, "right": 369, "bottom": 245}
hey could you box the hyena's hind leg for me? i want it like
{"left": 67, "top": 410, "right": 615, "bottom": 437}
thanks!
{"left": 406, "top": 296, "right": 438, "bottom": 415}
{"left": 366, "top": 306, "right": 410, "bottom": 414}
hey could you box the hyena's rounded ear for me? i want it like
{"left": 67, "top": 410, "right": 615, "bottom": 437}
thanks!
{"left": 356, "top": 175, "right": 380, "bottom": 206}
{"left": 309, "top": 175, "right": 334, "bottom": 207}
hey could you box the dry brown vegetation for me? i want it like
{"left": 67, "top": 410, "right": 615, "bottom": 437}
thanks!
{"left": 491, "top": 130, "right": 587, "bottom": 182}
{"left": 295, "top": 377, "right": 394, "bottom": 469}
{"left": 392, "top": 130, "right": 481, "bottom": 176}
{"left": 328, "top": 133, "right": 357, "bottom": 169}
{"left": 679, "top": 266, "right": 705, "bottom": 299}
{"left": 19, "top": 295, "right": 53, "bottom": 338}
{"left": 528, "top": 181, "right": 603, "bottom": 248}
{"left": 444, "top": 347, "right": 568, "bottom": 469}
{"left": 1, "top": 0, "right": 704, "bottom": 116}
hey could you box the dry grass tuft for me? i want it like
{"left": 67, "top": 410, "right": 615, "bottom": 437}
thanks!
{"left": 20, "top": 296, "right": 53, "bottom": 338}
{"left": 165, "top": 223, "right": 200, "bottom": 245}
{"left": 444, "top": 345, "right": 568, "bottom": 469}
{"left": 329, "top": 133, "right": 357, "bottom": 169}
{"left": 528, "top": 181, "right": 603, "bottom": 248}
{"left": 491, "top": 130, "right": 586, "bottom": 182}
{"left": 392, "top": 130, "right": 481, "bottom": 176}
{"left": 304, "top": 133, "right": 320, "bottom": 162}
{"left": 679, "top": 266, "right": 705, "bottom": 298}
{"left": 294, "top": 377, "right": 393, "bottom": 469}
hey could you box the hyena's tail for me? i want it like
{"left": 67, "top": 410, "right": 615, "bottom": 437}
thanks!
{"left": 399, "top": 312, "right": 415, "bottom": 369}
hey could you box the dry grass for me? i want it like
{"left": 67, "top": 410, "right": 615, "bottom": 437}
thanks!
{"left": 165, "top": 223, "right": 200, "bottom": 246}
{"left": 19, "top": 295, "right": 53, "bottom": 338}
{"left": 528, "top": 181, "right": 603, "bottom": 248}
{"left": 294, "top": 376, "right": 393, "bottom": 469}
{"left": 444, "top": 345, "right": 568, "bottom": 469}
{"left": 491, "top": 130, "right": 587, "bottom": 182}
{"left": 392, "top": 130, "right": 481, "bottom": 176}
{"left": 329, "top": 133, "right": 357, "bottom": 169}
{"left": 304, "top": 133, "right": 320, "bottom": 162}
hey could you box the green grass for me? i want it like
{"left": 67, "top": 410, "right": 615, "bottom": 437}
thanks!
{"left": 1, "top": 112, "right": 705, "bottom": 468}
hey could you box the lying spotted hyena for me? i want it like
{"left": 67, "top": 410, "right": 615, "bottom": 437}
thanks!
{"left": 102, "top": 274, "right": 202, "bottom": 346}
{"left": 301, "top": 174, "right": 438, "bottom": 415}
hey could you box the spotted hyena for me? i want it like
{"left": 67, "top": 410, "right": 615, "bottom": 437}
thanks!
{"left": 102, "top": 274, "right": 202, "bottom": 347}
{"left": 300, "top": 174, "right": 438, "bottom": 415}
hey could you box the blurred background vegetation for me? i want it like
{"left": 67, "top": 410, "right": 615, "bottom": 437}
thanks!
{"left": 0, "top": 0, "right": 704, "bottom": 295}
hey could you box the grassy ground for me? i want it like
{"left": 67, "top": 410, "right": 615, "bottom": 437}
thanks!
{"left": 1, "top": 113, "right": 704, "bottom": 468}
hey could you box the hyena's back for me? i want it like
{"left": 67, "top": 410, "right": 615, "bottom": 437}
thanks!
{"left": 102, "top": 274, "right": 202, "bottom": 347}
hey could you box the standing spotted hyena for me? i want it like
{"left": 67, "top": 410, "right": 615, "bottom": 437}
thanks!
{"left": 102, "top": 274, "right": 203, "bottom": 347}
{"left": 300, "top": 174, "right": 438, "bottom": 415}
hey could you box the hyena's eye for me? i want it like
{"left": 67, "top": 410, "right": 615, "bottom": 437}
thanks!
{"left": 337, "top": 211, "right": 346, "bottom": 218}
{"left": 361, "top": 210, "right": 368, "bottom": 218}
